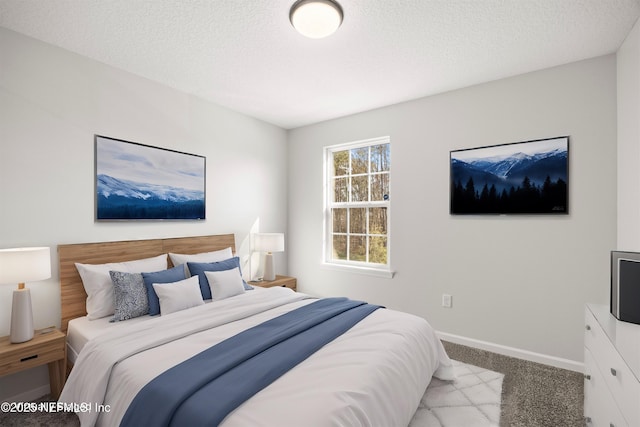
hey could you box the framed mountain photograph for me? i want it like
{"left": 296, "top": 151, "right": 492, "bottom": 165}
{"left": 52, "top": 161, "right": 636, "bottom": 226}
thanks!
{"left": 450, "top": 136, "right": 568, "bottom": 215}
{"left": 95, "top": 135, "right": 206, "bottom": 220}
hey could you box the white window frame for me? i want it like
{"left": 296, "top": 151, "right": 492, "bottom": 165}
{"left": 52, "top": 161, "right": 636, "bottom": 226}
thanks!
{"left": 323, "top": 136, "right": 393, "bottom": 278}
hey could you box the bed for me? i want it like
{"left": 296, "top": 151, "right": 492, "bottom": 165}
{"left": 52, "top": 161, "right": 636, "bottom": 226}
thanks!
{"left": 57, "top": 234, "right": 454, "bottom": 427}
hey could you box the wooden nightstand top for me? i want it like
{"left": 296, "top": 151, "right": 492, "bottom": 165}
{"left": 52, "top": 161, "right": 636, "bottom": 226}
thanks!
{"left": 250, "top": 275, "right": 297, "bottom": 291}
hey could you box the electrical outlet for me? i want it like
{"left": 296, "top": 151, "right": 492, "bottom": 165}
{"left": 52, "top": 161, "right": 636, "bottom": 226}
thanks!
{"left": 442, "top": 294, "right": 452, "bottom": 308}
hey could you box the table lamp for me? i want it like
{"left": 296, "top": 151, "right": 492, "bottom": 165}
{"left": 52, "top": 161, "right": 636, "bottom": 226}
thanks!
{"left": 0, "top": 247, "right": 51, "bottom": 343}
{"left": 253, "top": 233, "right": 285, "bottom": 281}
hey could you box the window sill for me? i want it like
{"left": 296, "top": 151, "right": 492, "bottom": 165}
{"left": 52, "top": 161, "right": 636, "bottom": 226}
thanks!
{"left": 321, "top": 262, "right": 395, "bottom": 279}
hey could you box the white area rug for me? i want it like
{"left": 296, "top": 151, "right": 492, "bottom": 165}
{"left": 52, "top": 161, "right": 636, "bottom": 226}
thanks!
{"left": 409, "top": 360, "right": 504, "bottom": 427}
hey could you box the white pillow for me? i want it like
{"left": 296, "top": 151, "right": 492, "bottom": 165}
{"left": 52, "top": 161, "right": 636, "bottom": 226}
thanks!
{"left": 168, "top": 247, "right": 233, "bottom": 268}
{"left": 75, "top": 254, "right": 167, "bottom": 320}
{"left": 169, "top": 248, "right": 234, "bottom": 277}
{"left": 205, "top": 268, "right": 245, "bottom": 300}
{"left": 152, "top": 276, "right": 204, "bottom": 315}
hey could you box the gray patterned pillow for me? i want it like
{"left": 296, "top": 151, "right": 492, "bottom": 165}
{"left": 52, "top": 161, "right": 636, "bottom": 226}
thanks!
{"left": 109, "top": 271, "right": 149, "bottom": 322}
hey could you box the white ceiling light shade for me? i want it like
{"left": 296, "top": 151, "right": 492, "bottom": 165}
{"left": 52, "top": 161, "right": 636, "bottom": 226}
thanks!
{"left": 290, "top": 0, "right": 344, "bottom": 39}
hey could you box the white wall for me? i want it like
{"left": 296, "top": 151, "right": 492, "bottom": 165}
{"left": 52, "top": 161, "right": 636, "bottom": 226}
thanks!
{"left": 288, "top": 55, "right": 617, "bottom": 365}
{"left": 618, "top": 18, "right": 640, "bottom": 250}
{"left": 0, "top": 28, "right": 288, "bottom": 400}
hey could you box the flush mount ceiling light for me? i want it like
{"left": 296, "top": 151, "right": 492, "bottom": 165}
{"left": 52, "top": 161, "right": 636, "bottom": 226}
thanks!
{"left": 290, "top": 0, "right": 344, "bottom": 39}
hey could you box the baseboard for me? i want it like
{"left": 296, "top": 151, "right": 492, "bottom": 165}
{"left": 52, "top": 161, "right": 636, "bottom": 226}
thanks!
{"left": 3, "top": 384, "right": 50, "bottom": 403}
{"left": 437, "top": 331, "right": 584, "bottom": 373}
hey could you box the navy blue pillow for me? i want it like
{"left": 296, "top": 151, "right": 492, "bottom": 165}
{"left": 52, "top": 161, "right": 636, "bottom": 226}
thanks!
{"left": 142, "top": 265, "right": 187, "bottom": 316}
{"left": 187, "top": 257, "right": 252, "bottom": 300}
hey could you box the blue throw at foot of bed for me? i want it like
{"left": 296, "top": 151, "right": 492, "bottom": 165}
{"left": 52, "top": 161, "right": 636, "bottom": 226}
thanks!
{"left": 120, "top": 297, "right": 383, "bottom": 427}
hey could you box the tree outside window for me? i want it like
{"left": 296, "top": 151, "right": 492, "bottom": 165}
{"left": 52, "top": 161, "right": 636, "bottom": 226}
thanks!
{"left": 325, "top": 137, "right": 390, "bottom": 270}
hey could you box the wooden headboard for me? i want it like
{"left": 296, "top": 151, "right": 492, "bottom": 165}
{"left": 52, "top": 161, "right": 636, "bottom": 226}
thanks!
{"left": 58, "top": 234, "right": 236, "bottom": 332}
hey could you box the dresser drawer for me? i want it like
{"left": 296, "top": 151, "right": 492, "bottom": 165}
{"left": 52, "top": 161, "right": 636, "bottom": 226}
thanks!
{"left": 584, "top": 348, "right": 628, "bottom": 427}
{"left": 585, "top": 308, "right": 640, "bottom": 426}
{"left": 585, "top": 308, "right": 605, "bottom": 353}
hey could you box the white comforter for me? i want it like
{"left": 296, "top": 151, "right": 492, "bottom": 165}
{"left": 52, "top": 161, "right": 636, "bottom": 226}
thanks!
{"left": 60, "top": 287, "right": 454, "bottom": 427}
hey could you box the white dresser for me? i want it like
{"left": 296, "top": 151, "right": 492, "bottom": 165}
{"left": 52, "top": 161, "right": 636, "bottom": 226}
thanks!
{"left": 584, "top": 304, "right": 640, "bottom": 427}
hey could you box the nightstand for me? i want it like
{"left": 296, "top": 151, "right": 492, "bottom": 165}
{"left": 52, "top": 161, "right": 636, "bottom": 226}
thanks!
{"left": 0, "top": 327, "right": 66, "bottom": 399}
{"left": 250, "top": 275, "right": 297, "bottom": 291}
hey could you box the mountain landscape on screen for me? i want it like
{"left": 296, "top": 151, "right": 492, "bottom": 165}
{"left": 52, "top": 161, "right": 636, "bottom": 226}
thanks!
{"left": 95, "top": 135, "right": 206, "bottom": 220}
{"left": 450, "top": 139, "right": 568, "bottom": 214}
{"left": 97, "top": 174, "right": 205, "bottom": 219}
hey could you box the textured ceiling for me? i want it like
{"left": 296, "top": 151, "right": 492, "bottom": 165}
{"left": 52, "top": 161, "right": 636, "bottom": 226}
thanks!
{"left": 1, "top": 0, "right": 639, "bottom": 129}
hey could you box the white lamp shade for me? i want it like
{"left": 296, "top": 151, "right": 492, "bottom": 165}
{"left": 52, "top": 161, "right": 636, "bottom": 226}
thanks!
{"left": 0, "top": 247, "right": 51, "bottom": 284}
{"left": 253, "top": 233, "right": 285, "bottom": 253}
{"left": 290, "top": 0, "right": 343, "bottom": 39}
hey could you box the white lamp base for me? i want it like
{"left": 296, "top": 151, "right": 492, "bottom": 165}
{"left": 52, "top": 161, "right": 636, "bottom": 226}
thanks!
{"left": 11, "top": 287, "right": 34, "bottom": 343}
{"left": 263, "top": 252, "right": 276, "bottom": 281}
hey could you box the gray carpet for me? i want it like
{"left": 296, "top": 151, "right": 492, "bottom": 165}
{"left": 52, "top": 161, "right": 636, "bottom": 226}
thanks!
{"left": 0, "top": 396, "right": 79, "bottom": 427}
{"left": 442, "top": 341, "right": 584, "bottom": 427}
{"left": 0, "top": 341, "right": 584, "bottom": 427}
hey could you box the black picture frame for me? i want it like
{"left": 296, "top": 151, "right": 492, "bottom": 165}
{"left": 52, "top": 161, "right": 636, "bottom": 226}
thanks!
{"left": 450, "top": 136, "right": 569, "bottom": 215}
{"left": 95, "top": 135, "right": 206, "bottom": 220}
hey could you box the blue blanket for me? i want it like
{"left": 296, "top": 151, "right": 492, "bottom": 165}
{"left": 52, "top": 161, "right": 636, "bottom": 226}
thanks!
{"left": 120, "top": 297, "right": 382, "bottom": 427}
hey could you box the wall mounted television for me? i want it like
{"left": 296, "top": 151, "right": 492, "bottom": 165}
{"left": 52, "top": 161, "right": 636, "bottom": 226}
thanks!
{"left": 95, "top": 135, "right": 206, "bottom": 220}
{"left": 611, "top": 251, "right": 640, "bottom": 325}
{"left": 450, "top": 136, "right": 568, "bottom": 215}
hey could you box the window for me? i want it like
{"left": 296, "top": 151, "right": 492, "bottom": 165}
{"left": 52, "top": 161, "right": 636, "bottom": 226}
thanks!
{"left": 324, "top": 137, "right": 391, "bottom": 276}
